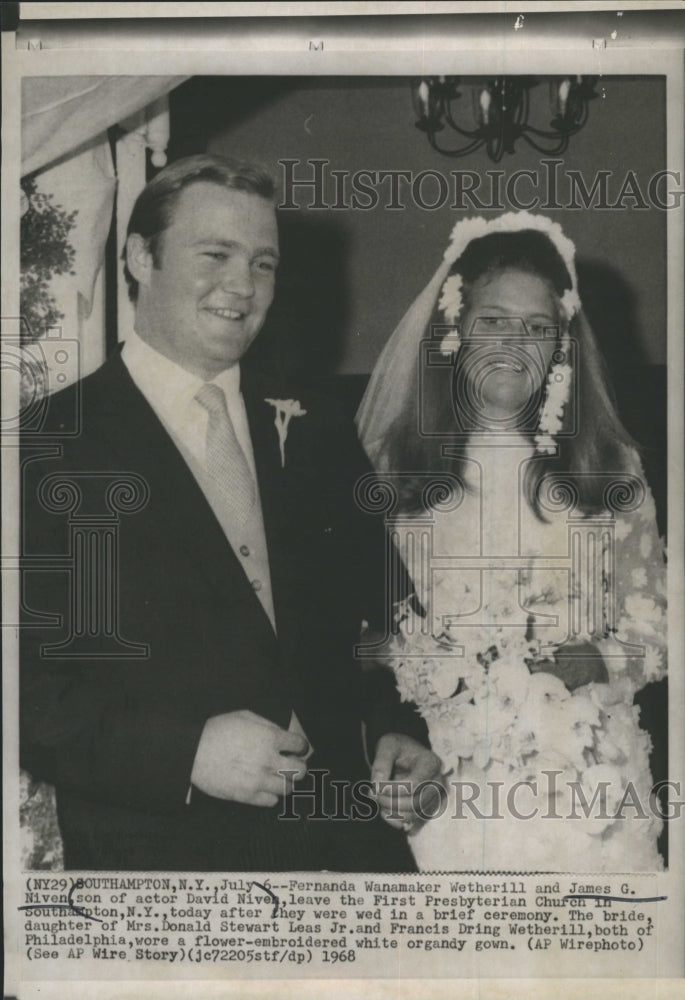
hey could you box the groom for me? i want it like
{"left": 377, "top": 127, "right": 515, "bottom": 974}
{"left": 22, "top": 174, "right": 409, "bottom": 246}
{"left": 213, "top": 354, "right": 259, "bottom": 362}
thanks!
{"left": 20, "top": 154, "right": 439, "bottom": 871}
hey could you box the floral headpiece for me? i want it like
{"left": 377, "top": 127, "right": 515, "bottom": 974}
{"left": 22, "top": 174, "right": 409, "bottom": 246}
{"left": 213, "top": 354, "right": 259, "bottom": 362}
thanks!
{"left": 438, "top": 212, "right": 582, "bottom": 325}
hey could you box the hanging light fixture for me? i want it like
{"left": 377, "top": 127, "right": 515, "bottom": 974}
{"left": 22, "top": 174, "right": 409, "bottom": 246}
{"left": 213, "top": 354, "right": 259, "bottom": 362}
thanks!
{"left": 413, "top": 76, "right": 598, "bottom": 162}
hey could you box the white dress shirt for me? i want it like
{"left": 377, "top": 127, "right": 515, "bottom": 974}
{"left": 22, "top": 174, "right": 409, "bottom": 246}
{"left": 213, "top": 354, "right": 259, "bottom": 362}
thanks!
{"left": 121, "top": 329, "right": 257, "bottom": 480}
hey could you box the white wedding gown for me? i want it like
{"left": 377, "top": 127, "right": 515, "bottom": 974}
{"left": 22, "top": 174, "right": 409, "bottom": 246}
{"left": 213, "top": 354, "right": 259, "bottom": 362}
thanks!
{"left": 389, "top": 436, "right": 667, "bottom": 872}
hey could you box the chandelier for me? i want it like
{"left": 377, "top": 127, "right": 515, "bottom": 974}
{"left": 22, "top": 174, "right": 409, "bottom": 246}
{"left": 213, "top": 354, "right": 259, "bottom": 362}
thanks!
{"left": 413, "top": 76, "right": 598, "bottom": 163}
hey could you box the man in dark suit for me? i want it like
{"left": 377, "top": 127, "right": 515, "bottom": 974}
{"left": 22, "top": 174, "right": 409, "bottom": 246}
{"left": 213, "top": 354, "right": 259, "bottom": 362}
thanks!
{"left": 20, "top": 154, "right": 440, "bottom": 871}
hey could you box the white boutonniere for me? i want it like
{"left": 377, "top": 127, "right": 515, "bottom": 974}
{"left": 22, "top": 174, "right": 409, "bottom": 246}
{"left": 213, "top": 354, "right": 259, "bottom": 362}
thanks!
{"left": 264, "top": 398, "right": 307, "bottom": 468}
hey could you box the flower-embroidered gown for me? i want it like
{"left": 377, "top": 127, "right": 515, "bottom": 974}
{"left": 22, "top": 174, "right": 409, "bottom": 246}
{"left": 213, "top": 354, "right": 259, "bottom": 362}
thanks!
{"left": 390, "top": 435, "right": 667, "bottom": 871}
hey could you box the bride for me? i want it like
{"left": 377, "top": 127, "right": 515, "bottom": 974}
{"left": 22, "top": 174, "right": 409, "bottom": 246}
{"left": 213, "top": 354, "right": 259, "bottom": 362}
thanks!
{"left": 357, "top": 212, "right": 667, "bottom": 872}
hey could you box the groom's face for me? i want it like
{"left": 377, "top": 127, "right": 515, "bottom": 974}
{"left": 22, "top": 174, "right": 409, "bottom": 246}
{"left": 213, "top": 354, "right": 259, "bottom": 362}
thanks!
{"left": 132, "top": 180, "right": 279, "bottom": 380}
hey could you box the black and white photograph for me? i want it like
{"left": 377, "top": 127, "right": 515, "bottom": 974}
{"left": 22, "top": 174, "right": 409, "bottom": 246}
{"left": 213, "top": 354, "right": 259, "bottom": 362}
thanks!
{"left": 3, "top": 2, "right": 684, "bottom": 995}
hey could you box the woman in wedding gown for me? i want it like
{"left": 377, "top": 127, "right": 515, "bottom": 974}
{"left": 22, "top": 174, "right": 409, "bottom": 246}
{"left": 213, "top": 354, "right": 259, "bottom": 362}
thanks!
{"left": 357, "top": 213, "right": 667, "bottom": 872}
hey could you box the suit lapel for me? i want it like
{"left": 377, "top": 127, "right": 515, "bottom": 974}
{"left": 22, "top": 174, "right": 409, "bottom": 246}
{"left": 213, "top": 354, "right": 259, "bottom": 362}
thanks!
{"left": 92, "top": 356, "right": 275, "bottom": 628}
{"left": 241, "top": 374, "right": 323, "bottom": 655}
{"left": 241, "top": 379, "right": 293, "bottom": 636}
{"left": 241, "top": 380, "right": 286, "bottom": 533}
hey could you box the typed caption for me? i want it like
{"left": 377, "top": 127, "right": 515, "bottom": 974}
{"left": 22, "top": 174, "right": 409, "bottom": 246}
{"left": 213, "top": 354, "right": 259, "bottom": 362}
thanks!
{"left": 18, "top": 871, "right": 665, "bottom": 979}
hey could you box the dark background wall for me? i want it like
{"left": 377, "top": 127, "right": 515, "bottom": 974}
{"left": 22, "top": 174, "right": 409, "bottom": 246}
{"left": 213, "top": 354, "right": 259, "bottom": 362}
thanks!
{"left": 167, "top": 75, "right": 667, "bottom": 528}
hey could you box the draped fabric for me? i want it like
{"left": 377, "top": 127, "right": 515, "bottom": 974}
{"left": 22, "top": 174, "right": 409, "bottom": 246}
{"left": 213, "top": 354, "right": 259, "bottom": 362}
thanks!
{"left": 21, "top": 76, "right": 188, "bottom": 370}
{"left": 22, "top": 76, "right": 187, "bottom": 176}
{"left": 31, "top": 138, "right": 116, "bottom": 357}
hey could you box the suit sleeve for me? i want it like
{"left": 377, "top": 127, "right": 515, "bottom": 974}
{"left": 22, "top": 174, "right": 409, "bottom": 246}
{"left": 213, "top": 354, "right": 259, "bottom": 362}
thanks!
{"left": 20, "top": 448, "right": 207, "bottom": 814}
{"left": 20, "top": 654, "right": 206, "bottom": 813}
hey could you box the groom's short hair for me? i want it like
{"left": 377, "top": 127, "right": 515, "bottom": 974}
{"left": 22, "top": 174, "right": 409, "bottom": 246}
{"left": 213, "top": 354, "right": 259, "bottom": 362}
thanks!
{"left": 123, "top": 153, "right": 276, "bottom": 302}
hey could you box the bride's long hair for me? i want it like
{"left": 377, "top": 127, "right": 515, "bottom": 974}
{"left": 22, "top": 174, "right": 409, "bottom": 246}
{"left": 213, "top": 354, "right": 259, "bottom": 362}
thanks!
{"left": 382, "top": 230, "right": 636, "bottom": 520}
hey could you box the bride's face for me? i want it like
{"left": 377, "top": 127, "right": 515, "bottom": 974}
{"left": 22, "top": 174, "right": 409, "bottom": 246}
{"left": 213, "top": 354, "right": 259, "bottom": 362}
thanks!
{"left": 458, "top": 268, "right": 561, "bottom": 422}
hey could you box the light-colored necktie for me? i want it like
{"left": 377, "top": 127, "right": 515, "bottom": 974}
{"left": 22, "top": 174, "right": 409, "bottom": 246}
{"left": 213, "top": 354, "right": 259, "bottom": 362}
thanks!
{"left": 194, "top": 385, "right": 313, "bottom": 761}
{"left": 195, "top": 382, "right": 256, "bottom": 525}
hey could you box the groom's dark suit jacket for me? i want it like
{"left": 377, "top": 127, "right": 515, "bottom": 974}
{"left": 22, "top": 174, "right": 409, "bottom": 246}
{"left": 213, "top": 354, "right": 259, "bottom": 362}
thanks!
{"left": 20, "top": 351, "right": 425, "bottom": 871}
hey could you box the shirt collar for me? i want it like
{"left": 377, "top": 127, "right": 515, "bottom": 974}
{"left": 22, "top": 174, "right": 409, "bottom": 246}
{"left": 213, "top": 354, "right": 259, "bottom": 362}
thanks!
{"left": 121, "top": 329, "right": 242, "bottom": 414}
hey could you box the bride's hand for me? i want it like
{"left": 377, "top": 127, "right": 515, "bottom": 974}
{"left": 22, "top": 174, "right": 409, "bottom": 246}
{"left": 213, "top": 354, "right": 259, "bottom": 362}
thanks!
{"left": 370, "top": 733, "right": 443, "bottom": 833}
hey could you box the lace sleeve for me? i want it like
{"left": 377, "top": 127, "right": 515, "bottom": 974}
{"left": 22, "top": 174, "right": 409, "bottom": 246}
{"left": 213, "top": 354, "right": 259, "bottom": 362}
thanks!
{"left": 598, "top": 449, "right": 667, "bottom": 693}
